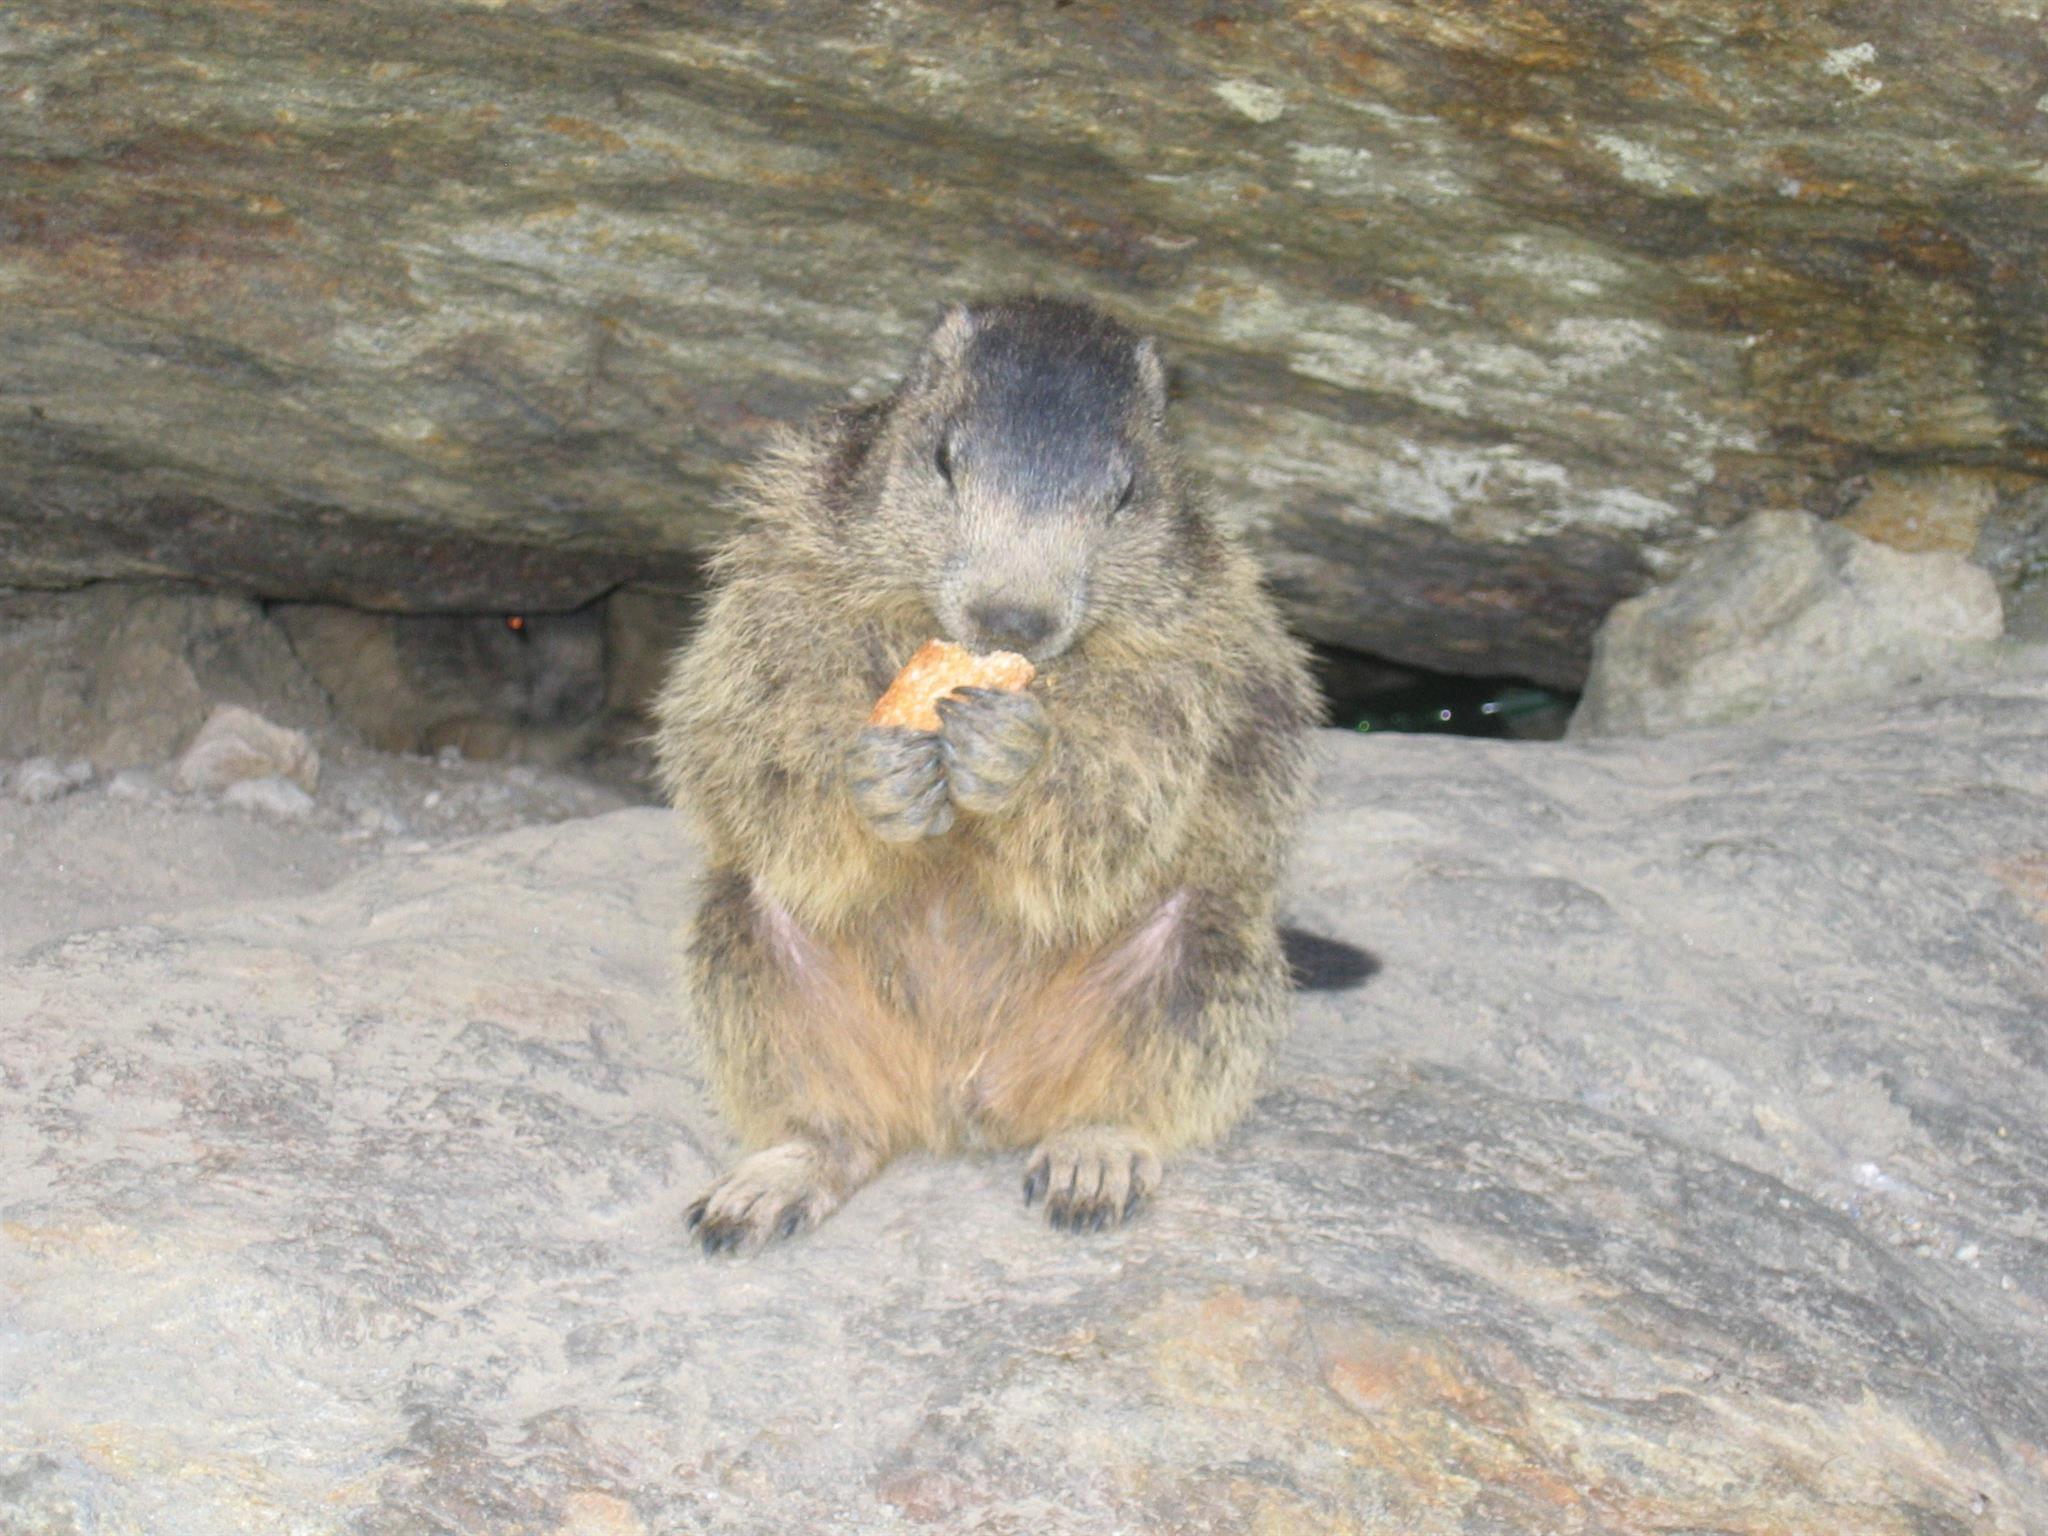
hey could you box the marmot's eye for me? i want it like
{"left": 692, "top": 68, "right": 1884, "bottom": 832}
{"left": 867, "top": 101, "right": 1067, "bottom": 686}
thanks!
{"left": 935, "top": 436, "right": 955, "bottom": 486}
{"left": 1112, "top": 472, "right": 1137, "bottom": 515}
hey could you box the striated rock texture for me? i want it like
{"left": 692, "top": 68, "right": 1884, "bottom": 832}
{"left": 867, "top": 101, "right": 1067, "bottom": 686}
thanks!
{"left": 3, "top": 2, "right": 2046, "bottom": 683}
{"left": 1571, "top": 509, "right": 2006, "bottom": 737}
{"left": 3, "top": 666, "right": 2046, "bottom": 1533}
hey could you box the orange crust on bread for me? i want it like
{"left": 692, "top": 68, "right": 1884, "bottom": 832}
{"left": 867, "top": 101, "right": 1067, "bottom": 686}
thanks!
{"left": 868, "top": 639, "right": 1036, "bottom": 733}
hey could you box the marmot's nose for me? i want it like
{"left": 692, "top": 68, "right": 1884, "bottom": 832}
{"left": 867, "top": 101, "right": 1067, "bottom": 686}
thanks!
{"left": 967, "top": 602, "right": 1055, "bottom": 655}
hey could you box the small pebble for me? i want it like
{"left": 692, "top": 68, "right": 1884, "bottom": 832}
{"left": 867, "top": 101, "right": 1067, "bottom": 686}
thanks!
{"left": 106, "top": 767, "right": 169, "bottom": 802}
{"left": 354, "top": 805, "right": 407, "bottom": 837}
{"left": 15, "top": 756, "right": 94, "bottom": 804}
{"left": 221, "top": 775, "right": 316, "bottom": 821}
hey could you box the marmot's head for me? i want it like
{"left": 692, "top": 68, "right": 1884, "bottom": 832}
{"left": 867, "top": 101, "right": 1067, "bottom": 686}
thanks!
{"left": 851, "top": 297, "right": 1207, "bottom": 663}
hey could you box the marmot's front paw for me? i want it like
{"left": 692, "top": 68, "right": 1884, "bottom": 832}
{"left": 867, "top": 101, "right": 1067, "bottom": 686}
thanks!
{"left": 846, "top": 726, "right": 955, "bottom": 841}
{"left": 936, "top": 686, "right": 1049, "bottom": 815}
{"left": 1022, "top": 1125, "right": 1162, "bottom": 1232}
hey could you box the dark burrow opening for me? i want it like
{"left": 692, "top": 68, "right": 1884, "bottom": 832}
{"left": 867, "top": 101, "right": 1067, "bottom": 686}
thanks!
{"left": 1309, "top": 644, "right": 1577, "bottom": 741}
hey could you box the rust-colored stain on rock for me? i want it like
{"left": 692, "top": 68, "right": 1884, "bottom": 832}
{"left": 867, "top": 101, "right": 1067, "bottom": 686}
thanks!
{"left": 1992, "top": 854, "right": 2048, "bottom": 946}
{"left": 542, "top": 115, "right": 630, "bottom": 153}
{"left": 1121, "top": 1282, "right": 2027, "bottom": 1533}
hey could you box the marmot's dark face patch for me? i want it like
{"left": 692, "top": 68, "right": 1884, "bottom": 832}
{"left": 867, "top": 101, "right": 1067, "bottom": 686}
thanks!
{"left": 851, "top": 296, "right": 1201, "bottom": 664}
{"left": 952, "top": 325, "right": 1141, "bottom": 519}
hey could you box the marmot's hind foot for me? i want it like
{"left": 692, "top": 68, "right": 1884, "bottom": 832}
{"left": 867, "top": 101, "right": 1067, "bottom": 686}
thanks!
{"left": 686, "top": 1140, "right": 868, "bottom": 1255}
{"left": 1022, "top": 1126, "right": 1162, "bottom": 1232}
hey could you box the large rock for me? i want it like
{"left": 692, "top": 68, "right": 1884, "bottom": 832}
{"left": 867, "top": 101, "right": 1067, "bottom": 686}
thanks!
{"left": 3, "top": 3, "right": 2045, "bottom": 683}
{"left": 1570, "top": 510, "right": 2005, "bottom": 736}
{"left": 3, "top": 668, "right": 2045, "bottom": 1532}
{"left": 172, "top": 703, "right": 321, "bottom": 794}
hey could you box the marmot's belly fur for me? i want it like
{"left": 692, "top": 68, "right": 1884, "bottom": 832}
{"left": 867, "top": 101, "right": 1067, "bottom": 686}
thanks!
{"left": 695, "top": 871, "right": 1251, "bottom": 1157}
{"left": 655, "top": 297, "right": 1318, "bottom": 1250}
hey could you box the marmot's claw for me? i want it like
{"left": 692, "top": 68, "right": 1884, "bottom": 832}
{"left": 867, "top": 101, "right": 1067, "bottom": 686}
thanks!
{"left": 1022, "top": 1126, "right": 1162, "bottom": 1234}
{"left": 937, "top": 687, "right": 1049, "bottom": 815}
{"left": 690, "top": 1186, "right": 763, "bottom": 1255}
{"left": 688, "top": 1141, "right": 852, "bottom": 1256}
{"left": 698, "top": 1219, "right": 748, "bottom": 1256}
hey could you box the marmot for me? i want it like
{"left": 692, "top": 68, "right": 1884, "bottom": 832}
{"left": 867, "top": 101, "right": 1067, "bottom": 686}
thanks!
{"left": 653, "top": 296, "right": 1319, "bottom": 1251}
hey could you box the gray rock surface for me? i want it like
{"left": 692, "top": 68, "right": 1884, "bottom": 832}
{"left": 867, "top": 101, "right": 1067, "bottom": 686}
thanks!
{"left": 3, "top": 667, "right": 2045, "bottom": 1532}
{"left": 4, "top": 3, "right": 2045, "bottom": 682}
{"left": 0, "top": 747, "right": 641, "bottom": 962}
{"left": 1572, "top": 510, "right": 2006, "bottom": 737}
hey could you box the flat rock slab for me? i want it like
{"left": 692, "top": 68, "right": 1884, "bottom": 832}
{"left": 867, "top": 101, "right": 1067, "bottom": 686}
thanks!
{"left": 4, "top": 670, "right": 2047, "bottom": 1532}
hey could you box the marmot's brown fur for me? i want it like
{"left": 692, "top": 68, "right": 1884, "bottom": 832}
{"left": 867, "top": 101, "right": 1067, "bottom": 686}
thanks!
{"left": 653, "top": 297, "right": 1318, "bottom": 1250}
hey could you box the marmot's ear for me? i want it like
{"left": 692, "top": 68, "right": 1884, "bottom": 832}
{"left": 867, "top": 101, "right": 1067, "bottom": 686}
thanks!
{"left": 908, "top": 302, "right": 978, "bottom": 392}
{"left": 1134, "top": 336, "right": 1168, "bottom": 425}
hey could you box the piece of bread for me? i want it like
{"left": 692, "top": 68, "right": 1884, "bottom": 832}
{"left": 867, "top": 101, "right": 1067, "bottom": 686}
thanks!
{"left": 868, "top": 639, "right": 1036, "bottom": 733}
